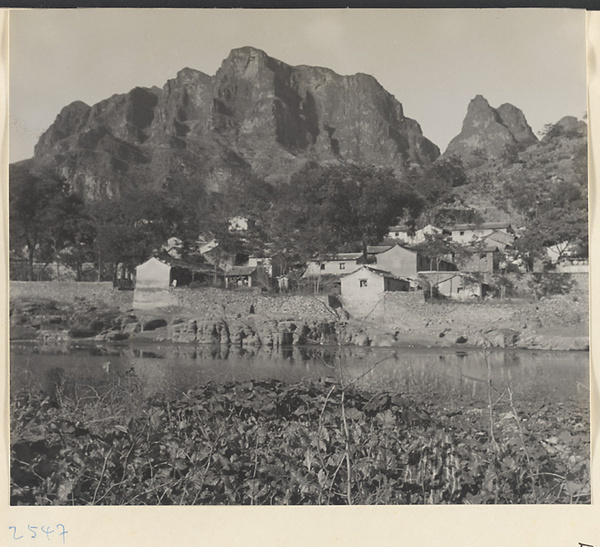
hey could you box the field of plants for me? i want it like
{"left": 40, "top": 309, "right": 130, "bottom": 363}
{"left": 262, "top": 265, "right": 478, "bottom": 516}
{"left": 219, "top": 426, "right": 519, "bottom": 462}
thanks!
{"left": 10, "top": 361, "right": 590, "bottom": 505}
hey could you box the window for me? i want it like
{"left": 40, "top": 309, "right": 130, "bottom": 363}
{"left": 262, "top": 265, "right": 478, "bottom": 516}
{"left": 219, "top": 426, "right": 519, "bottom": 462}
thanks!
{"left": 395, "top": 232, "right": 399, "bottom": 237}
{"left": 320, "top": 264, "right": 325, "bottom": 270}
{"left": 339, "top": 263, "right": 346, "bottom": 270}
{"left": 359, "top": 279, "right": 368, "bottom": 287}
{"left": 460, "top": 231, "right": 465, "bottom": 236}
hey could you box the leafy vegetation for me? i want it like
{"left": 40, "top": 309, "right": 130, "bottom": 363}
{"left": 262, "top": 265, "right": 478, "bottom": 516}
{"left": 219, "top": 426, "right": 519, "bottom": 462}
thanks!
{"left": 270, "top": 163, "right": 422, "bottom": 262}
{"left": 11, "top": 367, "right": 589, "bottom": 505}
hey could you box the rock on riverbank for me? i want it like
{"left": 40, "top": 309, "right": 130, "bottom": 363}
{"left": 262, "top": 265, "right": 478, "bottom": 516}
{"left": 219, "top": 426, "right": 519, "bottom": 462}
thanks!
{"left": 10, "top": 286, "right": 588, "bottom": 351}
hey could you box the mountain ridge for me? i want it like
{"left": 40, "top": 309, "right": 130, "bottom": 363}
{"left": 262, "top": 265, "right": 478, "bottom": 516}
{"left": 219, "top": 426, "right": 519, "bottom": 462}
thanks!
{"left": 28, "top": 46, "right": 441, "bottom": 200}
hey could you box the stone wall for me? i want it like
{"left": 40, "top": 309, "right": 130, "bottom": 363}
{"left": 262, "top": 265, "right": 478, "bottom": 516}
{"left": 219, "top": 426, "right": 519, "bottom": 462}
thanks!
{"left": 341, "top": 291, "right": 425, "bottom": 321}
{"left": 172, "top": 287, "right": 337, "bottom": 320}
{"left": 343, "top": 288, "right": 588, "bottom": 334}
{"left": 10, "top": 281, "right": 134, "bottom": 309}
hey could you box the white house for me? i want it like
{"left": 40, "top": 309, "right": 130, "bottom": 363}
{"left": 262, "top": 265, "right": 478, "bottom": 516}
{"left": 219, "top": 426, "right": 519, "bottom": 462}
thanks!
{"left": 133, "top": 257, "right": 177, "bottom": 309}
{"left": 224, "top": 266, "right": 269, "bottom": 289}
{"left": 244, "top": 253, "right": 285, "bottom": 278}
{"left": 340, "top": 266, "right": 410, "bottom": 301}
{"left": 162, "top": 236, "right": 184, "bottom": 259}
{"left": 545, "top": 241, "right": 579, "bottom": 264}
{"left": 366, "top": 244, "right": 456, "bottom": 280}
{"left": 197, "top": 237, "right": 219, "bottom": 255}
{"left": 228, "top": 216, "right": 249, "bottom": 232}
{"left": 449, "top": 222, "right": 512, "bottom": 245}
{"left": 480, "top": 230, "right": 515, "bottom": 251}
{"left": 303, "top": 253, "right": 363, "bottom": 278}
{"left": 386, "top": 224, "right": 445, "bottom": 245}
{"left": 418, "top": 271, "right": 488, "bottom": 300}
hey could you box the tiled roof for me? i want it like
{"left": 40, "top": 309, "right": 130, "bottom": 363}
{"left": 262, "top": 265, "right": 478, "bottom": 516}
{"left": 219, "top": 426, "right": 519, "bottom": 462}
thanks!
{"left": 449, "top": 222, "right": 511, "bottom": 231}
{"left": 342, "top": 265, "right": 410, "bottom": 281}
{"left": 224, "top": 266, "right": 257, "bottom": 276}
{"left": 463, "top": 245, "right": 500, "bottom": 253}
{"left": 310, "top": 253, "right": 363, "bottom": 261}
{"left": 366, "top": 245, "right": 395, "bottom": 254}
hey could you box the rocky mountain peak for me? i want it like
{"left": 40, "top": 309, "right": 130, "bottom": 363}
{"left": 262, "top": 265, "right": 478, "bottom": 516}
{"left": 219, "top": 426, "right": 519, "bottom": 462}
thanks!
{"left": 496, "top": 103, "right": 538, "bottom": 147}
{"left": 27, "top": 47, "right": 441, "bottom": 199}
{"left": 443, "top": 95, "right": 538, "bottom": 166}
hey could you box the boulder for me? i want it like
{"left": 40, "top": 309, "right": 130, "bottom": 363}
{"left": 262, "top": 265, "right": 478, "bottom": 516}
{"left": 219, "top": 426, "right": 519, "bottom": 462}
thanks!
{"left": 142, "top": 318, "right": 168, "bottom": 331}
{"left": 169, "top": 319, "right": 197, "bottom": 343}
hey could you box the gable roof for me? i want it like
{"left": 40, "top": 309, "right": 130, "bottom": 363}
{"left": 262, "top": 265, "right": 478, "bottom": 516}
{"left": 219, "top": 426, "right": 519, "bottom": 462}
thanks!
{"left": 341, "top": 265, "right": 410, "bottom": 282}
{"left": 137, "top": 256, "right": 171, "bottom": 271}
{"left": 449, "top": 222, "right": 511, "bottom": 231}
{"left": 463, "top": 245, "right": 500, "bottom": 253}
{"left": 483, "top": 230, "right": 515, "bottom": 243}
{"left": 367, "top": 243, "right": 419, "bottom": 256}
{"left": 309, "top": 253, "right": 363, "bottom": 262}
{"left": 366, "top": 245, "right": 395, "bottom": 254}
{"left": 224, "top": 266, "right": 258, "bottom": 277}
{"left": 153, "top": 252, "right": 221, "bottom": 274}
{"left": 418, "top": 271, "right": 490, "bottom": 286}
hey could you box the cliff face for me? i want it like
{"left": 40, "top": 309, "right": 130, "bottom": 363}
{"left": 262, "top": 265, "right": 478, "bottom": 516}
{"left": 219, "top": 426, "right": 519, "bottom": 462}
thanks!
{"left": 443, "top": 95, "right": 538, "bottom": 166}
{"left": 29, "top": 46, "right": 440, "bottom": 199}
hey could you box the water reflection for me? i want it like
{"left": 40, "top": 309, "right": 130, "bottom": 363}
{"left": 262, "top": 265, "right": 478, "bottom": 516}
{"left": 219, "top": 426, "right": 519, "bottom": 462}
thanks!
{"left": 10, "top": 341, "right": 589, "bottom": 406}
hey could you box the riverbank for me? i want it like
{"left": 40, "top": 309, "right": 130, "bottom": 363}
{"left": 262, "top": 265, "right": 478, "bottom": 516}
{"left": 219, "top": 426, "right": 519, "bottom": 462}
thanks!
{"left": 9, "top": 282, "right": 589, "bottom": 351}
{"left": 10, "top": 376, "right": 590, "bottom": 505}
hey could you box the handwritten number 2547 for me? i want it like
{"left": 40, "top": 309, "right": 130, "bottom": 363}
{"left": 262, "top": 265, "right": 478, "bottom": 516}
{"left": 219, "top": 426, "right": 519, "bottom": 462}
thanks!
{"left": 9, "top": 525, "right": 67, "bottom": 543}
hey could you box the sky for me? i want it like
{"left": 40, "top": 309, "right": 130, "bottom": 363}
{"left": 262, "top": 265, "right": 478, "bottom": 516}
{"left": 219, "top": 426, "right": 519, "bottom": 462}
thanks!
{"left": 9, "top": 8, "right": 588, "bottom": 163}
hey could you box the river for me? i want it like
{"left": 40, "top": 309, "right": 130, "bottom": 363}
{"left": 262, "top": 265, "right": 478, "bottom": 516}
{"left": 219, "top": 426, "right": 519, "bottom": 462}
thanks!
{"left": 10, "top": 341, "right": 590, "bottom": 409}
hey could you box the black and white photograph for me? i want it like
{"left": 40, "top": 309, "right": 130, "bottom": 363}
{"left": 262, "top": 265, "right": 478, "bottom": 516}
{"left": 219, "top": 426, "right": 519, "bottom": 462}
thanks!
{"left": 7, "top": 8, "right": 592, "bottom": 511}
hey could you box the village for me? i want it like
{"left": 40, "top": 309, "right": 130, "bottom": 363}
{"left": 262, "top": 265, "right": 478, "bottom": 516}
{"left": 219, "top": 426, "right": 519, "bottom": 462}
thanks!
{"left": 130, "top": 215, "right": 588, "bottom": 314}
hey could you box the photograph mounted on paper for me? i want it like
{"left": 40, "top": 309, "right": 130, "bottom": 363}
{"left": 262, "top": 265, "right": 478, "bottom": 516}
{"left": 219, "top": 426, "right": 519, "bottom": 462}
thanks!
{"left": 8, "top": 9, "right": 590, "bottom": 505}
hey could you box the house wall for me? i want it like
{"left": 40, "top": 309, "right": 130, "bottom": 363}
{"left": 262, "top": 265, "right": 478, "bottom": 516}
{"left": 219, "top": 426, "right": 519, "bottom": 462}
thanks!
{"left": 419, "top": 272, "right": 482, "bottom": 300}
{"left": 134, "top": 259, "right": 176, "bottom": 309}
{"left": 387, "top": 225, "right": 441, "bottom": 245}
{"left": 384, "top": 277, "right": 410, "bottom": 292}
{"left": 304, "top": 259, "right": 361, "bottom": 277}
{"left": 435, "top": 275, "right": 461, "bottom": 298}
{"left": 482, "top": 231, "right": 514, "bottom": 250}
{"left": 387, "top": 229, "right": 410, "bottom": 242}
{"left": 437, "top": 276, "right": 482, "bottom": 300}
{"left": 452, "top": 228, "right": 496, "bottom": 244}
{"left": 341, "top": 270, "right": 386, "bottom": 301}
{"left": 135, "top": 259, "right": 171, "bottom": 290}
{"left": 246, "top": 257, "right": 275, "bottom": 277}
{"left": 462, "top": 252, "right": 497, "bottom": 273}
{"left": 374, "top": 246, "right": 418, "bottom": 278}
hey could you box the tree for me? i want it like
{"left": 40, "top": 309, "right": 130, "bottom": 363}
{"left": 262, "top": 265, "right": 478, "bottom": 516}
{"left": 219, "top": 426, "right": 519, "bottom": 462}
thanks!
{"left": 408, "top": 155, "right": 467, "bottom": 225}
{"left": 90, "top": 186, "right": 189, "bottom": 283}
{"left": 272, "top": 163, "right": 422, "bottom": 264}
{"left": 59, "top": 209, "right": 96, "bottom": 281}
{"left": 9, "top": 164, "right": 75, "bottom": 280}
{"left": 414, "top": 233, "right": 468, "bottom": 297}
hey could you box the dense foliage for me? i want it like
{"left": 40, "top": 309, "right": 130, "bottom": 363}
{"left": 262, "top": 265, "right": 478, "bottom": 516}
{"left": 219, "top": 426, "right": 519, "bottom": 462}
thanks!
{"left": 270, "top": 163, "right": 422, "bottom": 261}
{"left": 11, "top": 371, "right": 589, "bottom": 505}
